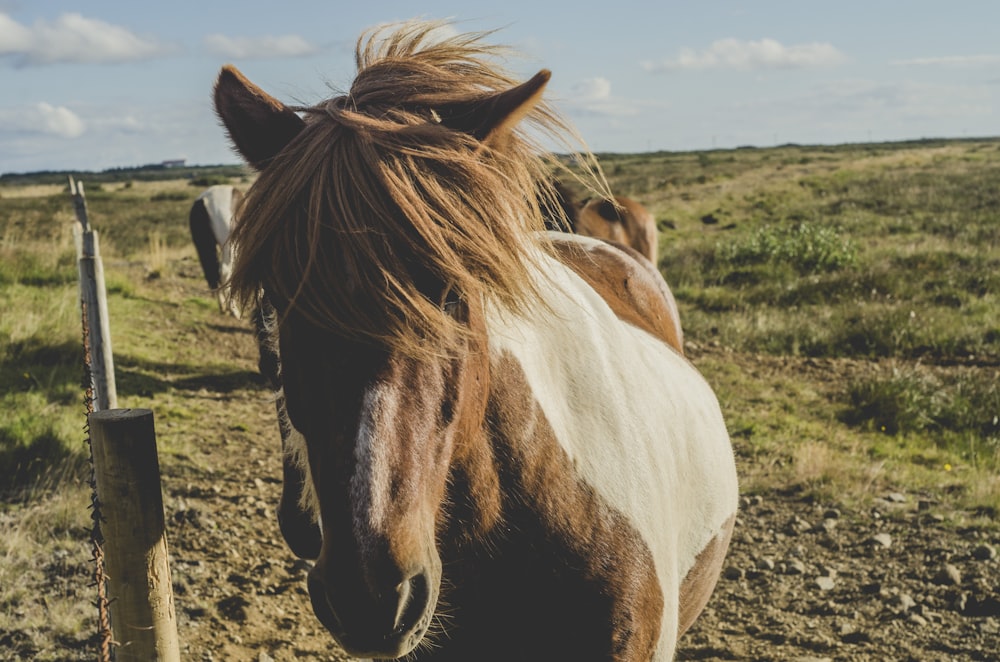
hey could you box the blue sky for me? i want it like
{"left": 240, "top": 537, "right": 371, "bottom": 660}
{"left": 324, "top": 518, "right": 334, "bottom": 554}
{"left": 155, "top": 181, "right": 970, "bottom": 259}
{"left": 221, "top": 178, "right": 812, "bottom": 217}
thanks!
{"left": 1, "top": 1, "right": 998, "bottom": 174}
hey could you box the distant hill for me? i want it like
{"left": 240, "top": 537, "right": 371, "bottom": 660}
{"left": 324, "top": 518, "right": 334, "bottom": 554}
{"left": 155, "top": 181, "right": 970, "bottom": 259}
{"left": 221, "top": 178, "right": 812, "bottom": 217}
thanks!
{"left": 0, "top": 163, "right": 250, "bottom": 187}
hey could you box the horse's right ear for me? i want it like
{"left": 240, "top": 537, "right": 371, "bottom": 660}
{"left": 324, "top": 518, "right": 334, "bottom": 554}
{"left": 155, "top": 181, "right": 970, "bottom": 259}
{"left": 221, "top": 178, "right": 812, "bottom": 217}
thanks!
{"left": 437, "top": 69, "right": 551, "bottom": 152}
{"left": 214, "top": 65, "right": 305, "bottom": 170}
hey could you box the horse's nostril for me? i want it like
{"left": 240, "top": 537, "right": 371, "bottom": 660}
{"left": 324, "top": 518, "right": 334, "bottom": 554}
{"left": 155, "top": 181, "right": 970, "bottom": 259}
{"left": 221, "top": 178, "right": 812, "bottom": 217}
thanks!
{"left": 392, "top": 571, "right": 429, "bottom": 635}
{"left": 392, "top": 578, "right": 411, "bottom": 632}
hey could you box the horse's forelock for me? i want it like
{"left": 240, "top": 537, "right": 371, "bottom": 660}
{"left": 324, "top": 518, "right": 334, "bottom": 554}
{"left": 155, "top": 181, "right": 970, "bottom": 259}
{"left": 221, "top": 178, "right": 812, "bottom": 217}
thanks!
{"left": 227, "top": 21, "right": 609, "bottom": 358}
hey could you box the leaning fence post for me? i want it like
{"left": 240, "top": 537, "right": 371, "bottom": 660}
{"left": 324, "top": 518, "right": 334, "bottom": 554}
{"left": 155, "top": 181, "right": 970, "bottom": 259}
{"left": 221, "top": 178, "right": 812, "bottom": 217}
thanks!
{"left": 89, "top": 408, "right": 180, "bottom": 662}
{"left": 70, "top": 176, "right": 118, "bottom": 410}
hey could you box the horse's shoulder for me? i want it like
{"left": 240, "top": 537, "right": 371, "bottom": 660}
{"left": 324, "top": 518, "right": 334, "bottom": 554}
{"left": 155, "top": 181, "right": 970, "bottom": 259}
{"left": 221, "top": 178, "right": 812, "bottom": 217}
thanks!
{"left": 548, "top": 233, "right": 683, "bottom": 353}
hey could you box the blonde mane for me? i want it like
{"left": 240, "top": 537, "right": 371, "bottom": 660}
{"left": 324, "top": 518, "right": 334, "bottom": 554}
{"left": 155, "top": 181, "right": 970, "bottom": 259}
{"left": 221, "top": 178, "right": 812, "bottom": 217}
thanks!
{"left": 228, "top": 21, "right": 606, "bottom": 356}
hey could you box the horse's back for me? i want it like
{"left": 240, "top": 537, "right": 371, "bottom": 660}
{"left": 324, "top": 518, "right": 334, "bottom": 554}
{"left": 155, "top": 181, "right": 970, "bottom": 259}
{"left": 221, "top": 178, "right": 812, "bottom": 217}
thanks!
{"left": 488, "top": 234, "right": 738, "bottom": 659}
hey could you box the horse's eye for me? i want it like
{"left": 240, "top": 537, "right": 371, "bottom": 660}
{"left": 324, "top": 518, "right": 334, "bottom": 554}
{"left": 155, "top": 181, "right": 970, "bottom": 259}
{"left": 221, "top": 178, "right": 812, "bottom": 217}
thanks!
{"left": 441, "top": 286, "right": 462, "bottom": 317}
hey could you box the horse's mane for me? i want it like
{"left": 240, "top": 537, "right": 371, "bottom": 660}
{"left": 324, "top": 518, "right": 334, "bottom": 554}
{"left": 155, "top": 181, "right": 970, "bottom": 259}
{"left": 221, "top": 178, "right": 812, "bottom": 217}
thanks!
{"left": 228, "top": 21, "right": 607, "bottom": 356}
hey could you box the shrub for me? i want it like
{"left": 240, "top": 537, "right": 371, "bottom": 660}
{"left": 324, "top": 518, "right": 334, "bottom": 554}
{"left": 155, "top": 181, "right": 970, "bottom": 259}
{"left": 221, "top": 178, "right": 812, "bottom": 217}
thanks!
{"left": 718, "top": 222, "right": 858, "bottom": 274}
{"left": 189, "top": 175, "right": 231, "bottom": 187}
{"left": 843, "top": 366, "right": 1000, "bottom": 439}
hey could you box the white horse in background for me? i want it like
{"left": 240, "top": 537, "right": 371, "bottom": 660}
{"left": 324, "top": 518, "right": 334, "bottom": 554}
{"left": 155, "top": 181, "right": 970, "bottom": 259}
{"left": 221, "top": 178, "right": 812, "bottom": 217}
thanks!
{"left": 189, "top": 184, "right": 244, "bottom": 317}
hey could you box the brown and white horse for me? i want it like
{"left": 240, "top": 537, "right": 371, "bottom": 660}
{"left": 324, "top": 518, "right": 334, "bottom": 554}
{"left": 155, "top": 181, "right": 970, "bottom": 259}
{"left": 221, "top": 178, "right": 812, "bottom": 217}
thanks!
{"left": 189, "top": 184, "right": 244, "bottom": 317}
{"left": 215, "top": 21, "right": 737, "bottom": 662}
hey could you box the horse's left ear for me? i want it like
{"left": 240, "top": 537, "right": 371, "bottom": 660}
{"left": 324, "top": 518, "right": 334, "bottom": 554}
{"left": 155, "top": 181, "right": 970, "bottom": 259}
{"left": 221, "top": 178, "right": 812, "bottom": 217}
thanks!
{"left": 214, "top": 65, "right": 306, "bottom": 170}
{"left": 438, "top": 69, "right": 551, "bottom": 150}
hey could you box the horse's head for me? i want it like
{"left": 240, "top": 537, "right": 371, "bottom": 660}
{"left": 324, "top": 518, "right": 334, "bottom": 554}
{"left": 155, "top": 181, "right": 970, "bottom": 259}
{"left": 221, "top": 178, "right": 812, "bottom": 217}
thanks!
{"left": 214, "top": 21, "right": 575, "bottom": 658}
{"left": 577, "top": 196, "right": 658, "bottom": 265}
{"left": 275, "top": 293, "right": 489, "bottom": 657}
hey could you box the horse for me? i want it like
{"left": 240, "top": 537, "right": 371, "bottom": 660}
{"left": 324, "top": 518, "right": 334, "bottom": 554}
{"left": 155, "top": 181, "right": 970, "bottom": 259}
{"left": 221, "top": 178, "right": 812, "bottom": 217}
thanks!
{"left": 188, "top": 184, "right": 244, "bottom": 317}
{"left": 578, "top": 195, "right": 659, "bottom": 266}
{"left": 214, "top": 20, "right": 737, "bottom": 662}
{"left": 542, "top": 181, "right": 660, "bottom": 265}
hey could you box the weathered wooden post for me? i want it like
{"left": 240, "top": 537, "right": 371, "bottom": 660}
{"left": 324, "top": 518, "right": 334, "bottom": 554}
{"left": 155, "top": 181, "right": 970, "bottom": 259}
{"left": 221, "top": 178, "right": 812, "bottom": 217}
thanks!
{"left": 89, "top": 408, "right": 180, "bottom": 662}
{"left": 70, "top": 176, "right": 118, "bottom": 410}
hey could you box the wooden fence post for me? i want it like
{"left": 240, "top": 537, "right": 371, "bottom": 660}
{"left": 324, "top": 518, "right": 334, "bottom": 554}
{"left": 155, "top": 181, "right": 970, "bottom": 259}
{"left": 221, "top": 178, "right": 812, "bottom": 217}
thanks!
{"left": 89, "top": 409, "right": 180, "bottom": 662}
{"left": 70, "top": 176, "right": 118, "bottom": 410}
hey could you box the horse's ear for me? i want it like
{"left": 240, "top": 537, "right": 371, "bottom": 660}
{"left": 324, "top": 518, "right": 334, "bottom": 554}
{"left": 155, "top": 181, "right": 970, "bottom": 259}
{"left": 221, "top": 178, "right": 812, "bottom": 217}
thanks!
{"left": 438, "top": 69, "right": 551, "bottom": 150}
{"left": 214, "top": 65, "right": 305, "bottom": 170}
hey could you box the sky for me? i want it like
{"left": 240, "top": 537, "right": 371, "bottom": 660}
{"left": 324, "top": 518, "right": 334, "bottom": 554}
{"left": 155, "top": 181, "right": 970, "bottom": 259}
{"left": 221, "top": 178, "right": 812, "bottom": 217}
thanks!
{"left": 1, "top": 1, "right": 998, "bottom": 174}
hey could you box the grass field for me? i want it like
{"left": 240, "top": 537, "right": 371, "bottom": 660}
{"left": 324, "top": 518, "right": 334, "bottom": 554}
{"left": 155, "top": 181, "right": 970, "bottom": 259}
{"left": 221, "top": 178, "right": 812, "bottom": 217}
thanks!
{"left": 1, "top": 140, "right": 998, "bottom": 657}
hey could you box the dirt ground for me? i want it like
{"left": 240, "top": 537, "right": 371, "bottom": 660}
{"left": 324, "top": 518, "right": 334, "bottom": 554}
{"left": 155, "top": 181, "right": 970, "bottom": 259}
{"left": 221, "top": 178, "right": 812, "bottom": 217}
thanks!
{"left": 22, "top": 268, "right": 1000, "bottom": 661}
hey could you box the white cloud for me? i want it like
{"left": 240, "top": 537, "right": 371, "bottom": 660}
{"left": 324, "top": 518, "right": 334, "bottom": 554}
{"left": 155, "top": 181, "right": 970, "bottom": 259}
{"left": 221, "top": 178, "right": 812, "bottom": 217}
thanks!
{"left": 556, "top": 76, "right": 662, "bottom": 120}
{"left": 890, "top": 54, "right": 1000, "bottom": 67}
{"left": 571, "top": 77, "right": 613, "bottom": 101}
{"left": 643, "top": 38, "right": 846, "bottom": 72}
{"left": 561, "top": 77, "right": 641, "bottom": 118}
{"left": 0, "top": 12, "right": 174, "bottom": 66}
{"left": 0, "top": 102, "right": 85, "bottom": 137}
{"left": 203, "top": 33, "right": 320, "bottom": 59}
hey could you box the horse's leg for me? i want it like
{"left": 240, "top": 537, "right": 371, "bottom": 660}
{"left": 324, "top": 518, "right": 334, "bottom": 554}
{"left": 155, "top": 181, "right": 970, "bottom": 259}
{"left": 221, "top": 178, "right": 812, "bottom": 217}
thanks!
{"left": 276, "top": 402, "right": 322, "bottom": 559}
{"left": 219, "top": 243, "right": 241, "bottom": 317}
{"left": 252, "top": 300, "right": 322, "bottom": 559}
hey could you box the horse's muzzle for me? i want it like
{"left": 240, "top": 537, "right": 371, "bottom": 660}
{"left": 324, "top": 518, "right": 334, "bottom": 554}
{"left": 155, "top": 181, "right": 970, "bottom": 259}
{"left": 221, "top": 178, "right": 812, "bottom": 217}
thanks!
{"left": 307, "top": 566, "right": 434, "bottom": 658}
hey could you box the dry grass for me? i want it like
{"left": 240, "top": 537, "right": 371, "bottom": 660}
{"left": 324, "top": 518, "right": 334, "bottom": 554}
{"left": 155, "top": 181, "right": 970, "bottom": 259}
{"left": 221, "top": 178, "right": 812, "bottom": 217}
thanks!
{"left": 0, "top": 468, "right": 94, "bottom": 658}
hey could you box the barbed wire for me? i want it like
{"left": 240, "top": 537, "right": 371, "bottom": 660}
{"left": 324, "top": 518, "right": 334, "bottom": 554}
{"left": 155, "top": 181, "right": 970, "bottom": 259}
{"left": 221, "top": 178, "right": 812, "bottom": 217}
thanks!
{"left": 82, "top": 298, "right": 114, "bottom": 661}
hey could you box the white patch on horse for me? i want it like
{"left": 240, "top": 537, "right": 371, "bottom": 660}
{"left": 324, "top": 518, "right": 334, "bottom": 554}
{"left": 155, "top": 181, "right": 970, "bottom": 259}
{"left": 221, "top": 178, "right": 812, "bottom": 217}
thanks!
{"left": 486, "top": 234, "right": 738, "bottom": 660}
{"left": 196, "top": 185, "right": 240, "bottom": 316}
{"left": 352, "top": 384, "right": 398, "bottom": 548}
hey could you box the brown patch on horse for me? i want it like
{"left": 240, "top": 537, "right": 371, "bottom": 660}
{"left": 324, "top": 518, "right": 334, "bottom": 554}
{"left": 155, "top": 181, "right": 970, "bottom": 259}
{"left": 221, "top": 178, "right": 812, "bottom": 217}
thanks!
{"left": 550, "top": 235, "right": 684, "bottom": 353}
{"left": 429, "top": 352, "right": 663, "bottom": 660}
{"left": 678, "top": 513, "right": 736, "bottom": 636}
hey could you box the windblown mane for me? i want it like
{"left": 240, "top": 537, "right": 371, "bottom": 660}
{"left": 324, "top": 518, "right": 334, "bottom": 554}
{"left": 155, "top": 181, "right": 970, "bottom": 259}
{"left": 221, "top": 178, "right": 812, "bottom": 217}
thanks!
{"left": 228, "top": 21, "right": 606, "bottom": 356}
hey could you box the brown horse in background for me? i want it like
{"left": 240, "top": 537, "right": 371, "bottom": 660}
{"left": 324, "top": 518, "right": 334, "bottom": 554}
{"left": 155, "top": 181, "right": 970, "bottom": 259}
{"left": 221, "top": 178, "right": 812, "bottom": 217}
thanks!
{"left": 578, "top": 195, "right": 659, "bottom": 266}
{"left": 542, "top": 180, "right": 659, "bottom": 265}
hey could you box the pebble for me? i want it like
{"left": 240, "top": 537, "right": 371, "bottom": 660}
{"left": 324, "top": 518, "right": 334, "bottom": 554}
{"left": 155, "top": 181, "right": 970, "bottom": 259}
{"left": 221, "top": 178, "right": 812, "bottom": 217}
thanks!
{"left": 813, "top": 576, "right": 836, "bottom": 591}
{"left": 934, "top": 563, "right": 962, "bottom": 586}
{"left": 816, "top": 564, "right": 838, "bottom": 578}
{"left": 891, "top": 593, "right": 917, "bottom": 612}
{"left": 980, "top": 618, "right": 999, "bottom": 635}
{"left": 784, "top": 559, "right": 806, "bottom": 575}
{"left": 784, "top": 516, "right": 812, "bottom": 535}
{"left": 867, "top": 533, "right": 893, "bottom": 549}
{"left": 723, "top": 566, "right": 744, "bottom": 580}
{"left": 972, "top": 544, "right": 997, "bottom": 561}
